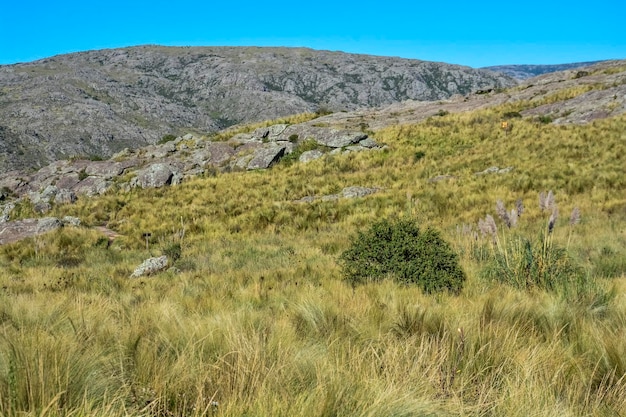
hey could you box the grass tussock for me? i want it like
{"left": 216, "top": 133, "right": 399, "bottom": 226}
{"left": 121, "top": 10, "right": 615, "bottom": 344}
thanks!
{"left": 1, "top": 101, "right": 626, "bottom": 416}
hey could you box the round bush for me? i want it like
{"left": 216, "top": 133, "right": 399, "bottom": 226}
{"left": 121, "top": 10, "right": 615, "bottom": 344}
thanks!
{"left": 339, "top": 218, "right": 465, "bottom": 293}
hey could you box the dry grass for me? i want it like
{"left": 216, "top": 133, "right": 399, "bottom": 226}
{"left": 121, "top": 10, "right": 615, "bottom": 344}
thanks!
{"left": 1, "top": 99, "right": 625, "bottom": 416}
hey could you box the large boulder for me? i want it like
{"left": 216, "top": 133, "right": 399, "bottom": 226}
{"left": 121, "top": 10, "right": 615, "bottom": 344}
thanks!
{"left": 131, "top": 163, "right": 177, "bottom": 188}
{"left": 247, "top": 144, "right": 287, "bottom": 170}
{"left": 0, "top": 217, "right": 63, "bottom": 245}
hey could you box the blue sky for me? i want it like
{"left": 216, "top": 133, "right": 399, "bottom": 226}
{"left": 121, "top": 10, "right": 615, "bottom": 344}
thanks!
{"left": 1, "top": 0, "right": 624, "bottom": 67}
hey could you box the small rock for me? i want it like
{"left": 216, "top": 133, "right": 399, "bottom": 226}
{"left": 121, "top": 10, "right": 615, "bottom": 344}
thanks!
{"left": 341, "top": 186, "right": 380, "bottom": 198}
{"left": 1, "top": 202, "right": 16, "bottom": 223}
{"left": 358, "top": 137, "right": 379, "bottom": 148}
{"left": 36, "top": 217, "right": 63, "bottom": 233}
{"left": 62, "top": 216, "right": 81, "bottom": 227}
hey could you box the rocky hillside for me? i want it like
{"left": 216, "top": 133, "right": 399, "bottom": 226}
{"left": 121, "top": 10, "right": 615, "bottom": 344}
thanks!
{"left": 0, "top": 59, "right": 624, "bottom": 244}
{"left": 484, "top": 60, "right": 605, "bottom": 79}
{"left": 0, "top": 46, "right": 515, "bottom": 173}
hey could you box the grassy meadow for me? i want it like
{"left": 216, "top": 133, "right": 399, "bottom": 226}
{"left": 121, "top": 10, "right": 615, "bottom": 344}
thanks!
{"left": 1, "top": 97, "right": 626, "bottom": 416}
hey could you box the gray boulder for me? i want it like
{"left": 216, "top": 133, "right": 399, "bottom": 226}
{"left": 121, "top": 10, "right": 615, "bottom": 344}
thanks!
{"left": 131, "top": 163, "right": 176, "bottom": 188}
{"left": 299, "top": 150, "right": 325, "bottom": 163}
{"left": 1, "top": 202, "right": 16, "bottom": 223}
{"left": 247, "top": 144, "right": 287, "bottom": 170}
{"left": 130, "top": 256, "right": 169, "bottom": 278}
{"left": 0, "top": 217, "right": 63, "bottom": 245}
{"left": 315, "top": 130, "right": 368, "bottom": 148}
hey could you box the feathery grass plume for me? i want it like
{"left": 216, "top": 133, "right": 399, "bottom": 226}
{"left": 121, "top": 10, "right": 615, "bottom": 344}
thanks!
{"left": 509, "top": 209, "right": 518, "bottom": 227}
{"left": 567, "top": 207, "right": 581, "bottom": 248}
{"left": 548, "top": 206, "right": 558, "bottom": 234}
{"left": 569, "top": 207, "right": 581, "bottom": 226}
{"left": 477, "top": 218, "right": 487, "bottom": 237}
{"left": 539, "top": 191, "right": 547, "bottom": 212}
{"left": 546, "top": 190, "right": 555, "bottom": 210}
{"left": 515, "top": 199, "right": 524, "bottom": 218}
{"left": 495, "top": 200, "right": 511, "bottom": 228}
{"left": 478, "top": 216, "right": 497, "bottom": 238}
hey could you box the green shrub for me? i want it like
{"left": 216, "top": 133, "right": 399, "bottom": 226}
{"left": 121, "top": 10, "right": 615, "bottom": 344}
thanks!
{"left": 414, "top": 150, "right": 426, "bottom": 162}
{"left": 339, "top": 218, "right": 465, "bottom": 293}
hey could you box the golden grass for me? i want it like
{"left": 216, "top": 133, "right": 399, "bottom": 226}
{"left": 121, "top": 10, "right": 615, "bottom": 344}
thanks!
{"left": 1, "top": 101, "right": 625, "bottom": 415}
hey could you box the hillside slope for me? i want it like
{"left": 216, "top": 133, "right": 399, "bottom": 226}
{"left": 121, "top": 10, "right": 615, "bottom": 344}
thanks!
{"left": 0, "top": 46, "right": 515, "bottom": 173}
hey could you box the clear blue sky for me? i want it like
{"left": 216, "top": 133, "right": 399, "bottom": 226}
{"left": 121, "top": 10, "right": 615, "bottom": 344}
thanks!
{"left": 1, "top": 0, "right": 624, "bottom": 67}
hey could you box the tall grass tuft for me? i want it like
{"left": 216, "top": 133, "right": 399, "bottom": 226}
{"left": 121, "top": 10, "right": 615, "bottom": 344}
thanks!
{"left": 477, "top": 194, "right": 607, "bottom": 303}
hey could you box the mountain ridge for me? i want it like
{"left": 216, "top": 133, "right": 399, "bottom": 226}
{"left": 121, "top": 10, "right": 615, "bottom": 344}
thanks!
{"left": 0, "top": 45, "right": 515, "bottom": 173}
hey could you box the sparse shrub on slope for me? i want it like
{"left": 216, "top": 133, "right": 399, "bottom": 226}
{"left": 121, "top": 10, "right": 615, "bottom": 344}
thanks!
{"left": 339, "top": 218, "right": 465, "bottom": 293}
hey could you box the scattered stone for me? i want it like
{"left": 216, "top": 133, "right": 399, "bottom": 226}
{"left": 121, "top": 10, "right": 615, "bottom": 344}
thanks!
{"left": 429, "top": 174, "right": 457, "bottom": 183}
{"left": 341, "top": 186, "right": 380, "bottom": 198}
{"left": 475, "top": 166, "right": 515, "bottom": 175}
{"left": 130, "top": 256, "right": 169, "bottom": 278}
{"left": 296, "top": 186, "right": 381, "bottom": 203}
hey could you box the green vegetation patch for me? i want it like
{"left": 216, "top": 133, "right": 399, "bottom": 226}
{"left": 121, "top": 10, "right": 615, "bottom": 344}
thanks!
{"left": 340, "top": 218, "right": 465, "bottom": 293}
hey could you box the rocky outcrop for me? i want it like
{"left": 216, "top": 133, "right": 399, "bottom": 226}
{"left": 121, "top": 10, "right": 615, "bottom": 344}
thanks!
{"left": 0, "top": 46, "right": 516, "bottom": 174}
{"left": 130, "top": 256, "right": 169, "bottom": 278}
{"left": 0, "top": 120, "right": 385, "bottom": 216}
{"left": 0, "top": 216, "right": 79, "bottom": 245}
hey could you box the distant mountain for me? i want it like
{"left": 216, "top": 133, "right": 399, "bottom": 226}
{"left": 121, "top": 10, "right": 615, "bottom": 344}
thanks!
{"left": 0, "top": 46, "right": 515, "bottom": 173}
{"left": 483, "top": 61, "right": 606, "bottom": 79}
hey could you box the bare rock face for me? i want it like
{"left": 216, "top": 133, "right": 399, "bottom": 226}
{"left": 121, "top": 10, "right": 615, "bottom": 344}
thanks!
{"left": 130, "top": 256, "right": 169, "bottom": 278}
